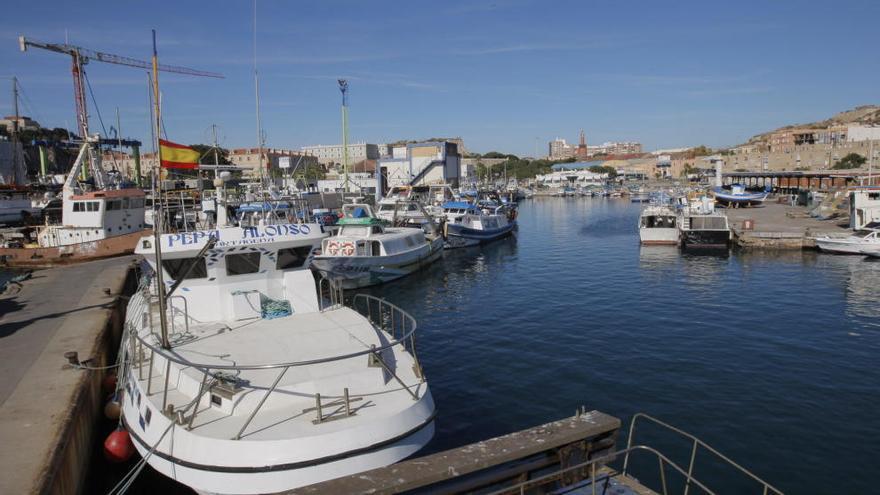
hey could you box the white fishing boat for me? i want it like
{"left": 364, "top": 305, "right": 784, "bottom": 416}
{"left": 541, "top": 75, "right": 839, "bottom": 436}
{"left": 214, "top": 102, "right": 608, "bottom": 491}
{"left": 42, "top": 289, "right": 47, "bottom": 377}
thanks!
{"left": 311, "top": 204, "right": 443, "bottom": 289}
{"left": 442, "top": 201, "right": 517, "bottom": 248}
{"left": 0, "top": 137, "right": 147, "bottom": 267}
{"left": 638, "top": 205, "right": 678, "bottom": 245}
{"left": 816, "top": 230, "right": 880, "bottom": 255}
{"left": 120, "top": 205, "right": 435, "bottom": 494}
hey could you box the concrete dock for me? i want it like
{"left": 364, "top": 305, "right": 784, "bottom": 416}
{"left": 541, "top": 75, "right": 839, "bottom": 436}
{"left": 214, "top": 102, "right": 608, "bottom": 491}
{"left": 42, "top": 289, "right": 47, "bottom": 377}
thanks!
{"left": 0, "top": 257, "right": 135, "bottom": 494}
{"left": 725, "top": 202, "right": 850, "bottom": 249}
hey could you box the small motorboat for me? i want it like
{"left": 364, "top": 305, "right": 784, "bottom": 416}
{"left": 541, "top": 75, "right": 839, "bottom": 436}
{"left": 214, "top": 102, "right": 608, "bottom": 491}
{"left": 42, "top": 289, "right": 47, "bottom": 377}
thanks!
{"left": 311, "top": 204, "right": 443, "bottom": 288}
{"left": 816, "top": 230, "right": 880, "bottom": 255}
{"left": 441, "top": 201, "right": 516, "bottom": 248}
{"left": 712, "top": 184, "right": 769, "bottom": 207}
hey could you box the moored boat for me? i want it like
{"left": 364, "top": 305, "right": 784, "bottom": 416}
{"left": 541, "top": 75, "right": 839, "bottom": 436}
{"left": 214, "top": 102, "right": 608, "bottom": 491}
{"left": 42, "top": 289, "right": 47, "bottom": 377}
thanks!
{"left": 120, "top": 218, "right": 435, "bottom": 494}
{"left": 311, "top": 204, "right": 443, "bottom": 289}
{"left": 678, "top": 196, "right": 730, "bottom": 249}
{"left": 0, "top": 138, "right": 148, "bottom": 267}
{"left": 639, "top": 205, "right": 679, "bottom": 245}
{"left": 816, "top": 230, "right": 880, "bottom": 254}
{"left": 442, "top": 201, "right": 516, "bottom": 248}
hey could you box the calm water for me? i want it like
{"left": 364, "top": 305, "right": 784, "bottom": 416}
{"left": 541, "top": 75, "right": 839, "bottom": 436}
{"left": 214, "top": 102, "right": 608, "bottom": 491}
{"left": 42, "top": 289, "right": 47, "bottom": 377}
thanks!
{"left": 87, "top": 197, "right": 879, "bottom": 493}
{"left": 365, "top": 197, "right": 880, "bottom": 494}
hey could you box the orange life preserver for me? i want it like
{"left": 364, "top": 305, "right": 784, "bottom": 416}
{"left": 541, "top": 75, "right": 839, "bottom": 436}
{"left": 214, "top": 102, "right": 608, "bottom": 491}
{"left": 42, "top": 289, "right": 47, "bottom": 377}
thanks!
{"left": 326, "top": 240, "right": 339, "bottom": 255}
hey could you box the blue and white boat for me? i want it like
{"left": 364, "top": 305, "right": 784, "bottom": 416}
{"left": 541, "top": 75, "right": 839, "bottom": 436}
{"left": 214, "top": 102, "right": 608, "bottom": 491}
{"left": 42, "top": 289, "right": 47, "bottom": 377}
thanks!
{"left": 712, "top": 184, "right": 769, "bottom": 207}
{"left": 441, "top": 201, "right": 516, "bottom": 248}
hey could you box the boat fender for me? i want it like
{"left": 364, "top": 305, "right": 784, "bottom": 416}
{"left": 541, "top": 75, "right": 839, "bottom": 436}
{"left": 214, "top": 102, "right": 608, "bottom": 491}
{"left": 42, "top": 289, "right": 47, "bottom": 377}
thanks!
{"left": 103, "top": 428, "right": 135, "bottom": 463}
{"left": 104, "top": 394, "right": 121, "bottom": 420}
{"left": 102, "top": 373, "right": 118, "bottom": 394}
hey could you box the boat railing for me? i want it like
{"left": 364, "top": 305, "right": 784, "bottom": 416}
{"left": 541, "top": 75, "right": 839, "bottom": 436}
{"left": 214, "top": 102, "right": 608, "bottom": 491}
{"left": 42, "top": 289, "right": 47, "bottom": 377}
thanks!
{"left": 123, "top": 275, "right": 423, "bottom": 440}
{"left": 492, "top": 414, "right": 783, "bottom": 495}
{"left": 622, "top": 413, "right": 783, "bottom": 495}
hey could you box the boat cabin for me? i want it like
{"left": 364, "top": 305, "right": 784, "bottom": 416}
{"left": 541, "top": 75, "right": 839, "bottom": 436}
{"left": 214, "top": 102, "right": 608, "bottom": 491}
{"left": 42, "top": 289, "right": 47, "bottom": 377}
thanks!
{"left": 321, "top": 204, "right": 428, "bottom": 258}
{"left": 136, "top": 223, "right": 326, "bottom": 322}
{"left": 39, "top": 189, "right": 146, "bottom": 247}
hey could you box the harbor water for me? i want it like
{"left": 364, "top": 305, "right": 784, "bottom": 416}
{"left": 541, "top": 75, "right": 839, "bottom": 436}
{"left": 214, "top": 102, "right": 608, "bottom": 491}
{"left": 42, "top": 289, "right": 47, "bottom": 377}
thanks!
{"left": 79, "top": 197, "right": 878, "bottom": 493}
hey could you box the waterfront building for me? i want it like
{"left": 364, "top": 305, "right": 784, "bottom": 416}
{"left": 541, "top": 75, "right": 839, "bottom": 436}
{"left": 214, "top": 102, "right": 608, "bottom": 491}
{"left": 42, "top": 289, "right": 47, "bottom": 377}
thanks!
{"left": 378, "top": 141, "right": 461, "bottom": 188}
{"left": 300, "top": 142, "right": 380, "bottom": 166}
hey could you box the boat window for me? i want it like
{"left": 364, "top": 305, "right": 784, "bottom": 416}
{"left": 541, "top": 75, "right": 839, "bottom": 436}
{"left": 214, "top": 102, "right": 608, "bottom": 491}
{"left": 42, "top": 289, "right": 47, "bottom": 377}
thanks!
{"left": 73, "top": 202, "right": 84, "bottom": 212}
{"left": 371, "top": 226, "right": 383, "bottom": 235}
{"left": 276, "top": 247, "right": 313, "bottom": 270}
{"left": 371, "top": 241, "right": 381, "bottom": 256}
{"left": 226, "top": 252, "right": 262, "bottom": 275}
{"left": 162, "top": 258, "right": 208, "bottom": 280}
{"left": 107, "top": 200, "right": 121, "bottom": 211}
{"left": 87, "top": 201, "right": 100, "bottom": 212}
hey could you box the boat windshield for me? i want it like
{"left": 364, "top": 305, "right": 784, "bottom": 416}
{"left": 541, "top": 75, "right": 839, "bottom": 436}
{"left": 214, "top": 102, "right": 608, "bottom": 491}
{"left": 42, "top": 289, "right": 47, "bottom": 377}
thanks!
{"left": 339, "top": 225, "right": 377, "bottom": 237}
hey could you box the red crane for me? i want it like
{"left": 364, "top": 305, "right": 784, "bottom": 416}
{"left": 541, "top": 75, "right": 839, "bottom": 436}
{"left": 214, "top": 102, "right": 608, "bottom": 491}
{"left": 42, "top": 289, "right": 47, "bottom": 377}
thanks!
{"left": 18, "top": 35, "right": 223, "bottom": 140}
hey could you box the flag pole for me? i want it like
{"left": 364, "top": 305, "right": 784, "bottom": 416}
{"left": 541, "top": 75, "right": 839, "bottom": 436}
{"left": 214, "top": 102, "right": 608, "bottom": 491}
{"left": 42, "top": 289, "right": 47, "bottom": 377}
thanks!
{"left": 151, "top": 29, "right": 170, "bottom": 350}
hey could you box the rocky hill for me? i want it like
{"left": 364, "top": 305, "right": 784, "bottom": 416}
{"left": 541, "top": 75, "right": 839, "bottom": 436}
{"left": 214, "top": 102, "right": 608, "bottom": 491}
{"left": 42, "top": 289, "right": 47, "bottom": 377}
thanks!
{"left": 746, "top": 105, "right": 880, "bottom": 144}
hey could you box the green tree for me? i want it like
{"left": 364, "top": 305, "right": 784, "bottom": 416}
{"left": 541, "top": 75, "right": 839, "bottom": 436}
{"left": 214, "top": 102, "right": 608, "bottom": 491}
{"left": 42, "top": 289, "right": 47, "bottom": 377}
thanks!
{"left": 832, "top": 153, "right": 866, "bottom": 170}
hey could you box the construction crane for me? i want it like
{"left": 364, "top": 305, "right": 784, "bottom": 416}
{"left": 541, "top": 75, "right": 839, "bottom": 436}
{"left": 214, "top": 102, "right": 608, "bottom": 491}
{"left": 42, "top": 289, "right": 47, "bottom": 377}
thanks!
{"left": 18, "top": 35, "right": 223, "bottom": 141}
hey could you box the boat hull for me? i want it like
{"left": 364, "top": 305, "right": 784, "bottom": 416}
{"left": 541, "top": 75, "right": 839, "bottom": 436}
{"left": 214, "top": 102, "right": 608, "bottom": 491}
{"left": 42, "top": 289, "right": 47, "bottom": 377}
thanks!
{"left": 122, "top": 380, "right": 435, "bottom": 495}
{"left": 444, "top": 221, "right": 516, "bottom": 249}
{"left": 680, "top": 230, "right": 730, "bottom": 249}
{"left": 0, "top": 229, "right": 148, "bottom": 267}
{"left": 311, "top": 239, "right": 443, "bottom": 289}
{"left": 639, "top": 228, "right": 679, "bottom": 246}
{"left": 816, "top": 238, "right": 880, "bottom": 255}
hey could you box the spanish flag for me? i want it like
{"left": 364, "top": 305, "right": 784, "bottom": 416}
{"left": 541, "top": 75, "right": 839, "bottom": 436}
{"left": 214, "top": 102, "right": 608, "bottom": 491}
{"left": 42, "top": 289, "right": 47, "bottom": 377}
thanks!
{"left": 159, "top": 139, "right": 200, "bottom": 169}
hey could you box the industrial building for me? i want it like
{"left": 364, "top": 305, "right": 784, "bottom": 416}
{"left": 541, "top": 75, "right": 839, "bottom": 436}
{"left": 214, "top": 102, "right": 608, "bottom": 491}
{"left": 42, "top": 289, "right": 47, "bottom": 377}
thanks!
{"left": 378, "top": 141, "right": 461, "bottom": 188}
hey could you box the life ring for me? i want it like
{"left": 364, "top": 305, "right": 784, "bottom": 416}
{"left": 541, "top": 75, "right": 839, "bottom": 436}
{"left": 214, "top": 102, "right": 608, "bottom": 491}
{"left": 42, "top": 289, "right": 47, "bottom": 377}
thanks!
{"left": 341, "top": 242, "right": 355, "bottom": 256}
{"left": 326, "top": 240, "right": 339, "bottom": 255}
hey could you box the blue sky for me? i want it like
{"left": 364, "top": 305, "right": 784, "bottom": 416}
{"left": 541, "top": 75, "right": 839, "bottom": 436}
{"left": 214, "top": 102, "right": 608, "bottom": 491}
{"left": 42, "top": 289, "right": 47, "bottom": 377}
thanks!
{"left": 1, "top": 0, "right": 877, "bottom": 156}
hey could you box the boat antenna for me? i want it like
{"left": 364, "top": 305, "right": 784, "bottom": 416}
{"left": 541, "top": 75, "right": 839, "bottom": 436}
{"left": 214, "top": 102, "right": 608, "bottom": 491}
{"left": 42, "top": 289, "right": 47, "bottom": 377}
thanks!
{"left": 151, "top": 29, "right": 171, "bottom": 350}
{"left": 253, "top": 0, "right": 265, "bottom": 186}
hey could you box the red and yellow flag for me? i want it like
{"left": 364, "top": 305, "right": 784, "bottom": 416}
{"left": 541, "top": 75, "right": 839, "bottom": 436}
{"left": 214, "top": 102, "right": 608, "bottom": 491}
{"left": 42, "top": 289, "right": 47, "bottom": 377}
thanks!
{"left": 159, "top": 139, "right": 200, "bottom": 169}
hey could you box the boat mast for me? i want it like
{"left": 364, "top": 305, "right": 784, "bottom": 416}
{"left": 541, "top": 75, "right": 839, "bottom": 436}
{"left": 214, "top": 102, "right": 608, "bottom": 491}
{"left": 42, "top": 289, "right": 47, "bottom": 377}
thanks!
{"left": 10, "top": 76, "right": 21, "bottom": 185}
{"left": 253, "top": 0, "right": 265, "bottom": 187}
{"left": 151, "top": 29, "right": 171, "bottom": 350}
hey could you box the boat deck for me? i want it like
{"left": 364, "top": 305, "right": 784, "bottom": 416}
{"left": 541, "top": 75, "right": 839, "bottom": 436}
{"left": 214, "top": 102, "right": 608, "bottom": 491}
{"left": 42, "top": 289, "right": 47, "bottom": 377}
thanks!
{"left": 134, "top": 304, "right": 424, "bottom": 441}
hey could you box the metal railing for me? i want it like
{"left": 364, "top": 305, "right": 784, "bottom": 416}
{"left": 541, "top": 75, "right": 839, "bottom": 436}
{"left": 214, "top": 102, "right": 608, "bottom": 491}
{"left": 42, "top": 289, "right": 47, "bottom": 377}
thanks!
{"left": 491, "top": 414, "right": 783, "bottom": 495}
{"left": 622, "top": 413, "right": 783, "bottom": 495}
{"left": 122, "top": 274, "right": 424, "bottom": 441}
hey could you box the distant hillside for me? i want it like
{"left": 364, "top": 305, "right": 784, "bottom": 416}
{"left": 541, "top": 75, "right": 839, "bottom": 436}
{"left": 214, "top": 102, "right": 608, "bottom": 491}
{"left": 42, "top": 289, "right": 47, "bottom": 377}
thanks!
{"left": 746, "top": 105, "right": 880, "bottom": 144}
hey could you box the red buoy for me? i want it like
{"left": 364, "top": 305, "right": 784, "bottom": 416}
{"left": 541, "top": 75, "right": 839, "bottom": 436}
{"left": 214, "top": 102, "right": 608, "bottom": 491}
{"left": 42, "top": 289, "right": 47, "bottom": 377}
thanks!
{"left": 102, "top": 374, "right": 118, "bottom": 394}
{"left": 103, "top": 429, "right": 135, "bottom": 463}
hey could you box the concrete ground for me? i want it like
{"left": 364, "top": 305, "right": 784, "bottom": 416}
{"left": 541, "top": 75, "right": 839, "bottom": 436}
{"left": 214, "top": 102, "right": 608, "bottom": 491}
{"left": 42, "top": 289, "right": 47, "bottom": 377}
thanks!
{"left": 723, "top": 202, "right": 851, "bottom": 248}
{"left": 724, "top": 202, "right": 848, "bottom": 235}
{"left": 0, "top": 256, "right": 134, "bottom": 494}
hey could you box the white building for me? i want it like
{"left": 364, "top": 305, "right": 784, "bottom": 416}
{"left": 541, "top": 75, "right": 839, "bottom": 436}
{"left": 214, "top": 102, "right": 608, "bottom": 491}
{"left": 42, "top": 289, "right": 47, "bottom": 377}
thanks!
{"left": 847, "top": 125, "right": 880, "bottom": 143}
{"left": 317, "top": 173, "right": 378, "bottom": 195}
{"left": 300, "top": 143, "right": 379, "bottom": 166}
{"left": 378, "top": 141, "right": 461, "bottom": 189}
{"left": 549, "top": 138, "right": 575, "bottom": 159}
